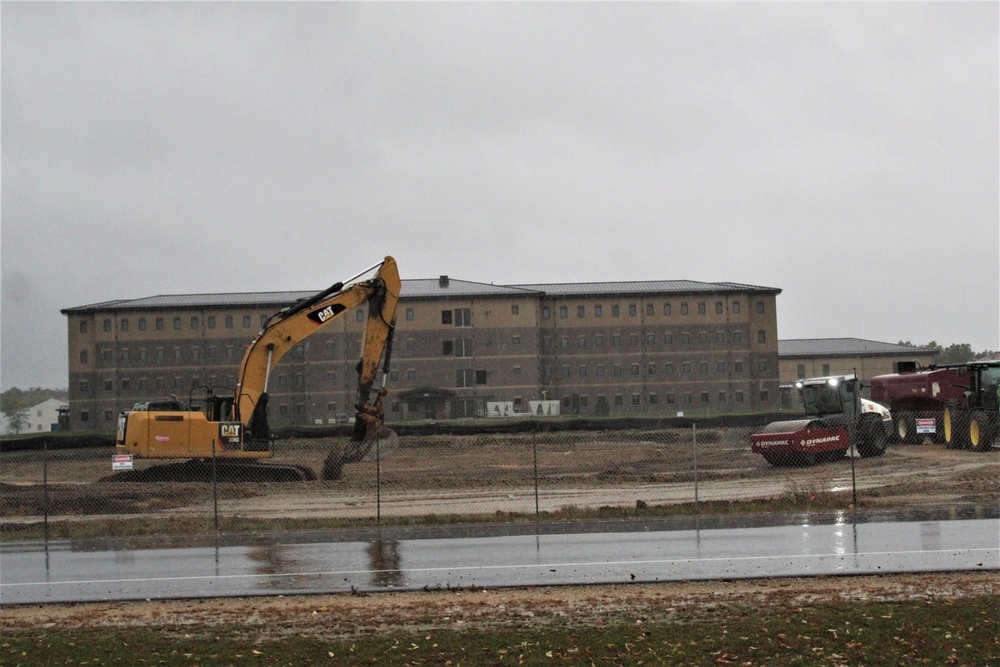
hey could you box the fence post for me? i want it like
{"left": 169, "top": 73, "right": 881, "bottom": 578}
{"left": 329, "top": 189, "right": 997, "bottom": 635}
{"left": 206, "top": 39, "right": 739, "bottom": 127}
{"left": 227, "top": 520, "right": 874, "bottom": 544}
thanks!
{"left": 211, "top": 439, "right": 219, "bottom": 531}
{"left": 43, "top": 440, "right": 49, "bottom": 543}
{"left": 532, "top": 426, "right": 540, "bottom": 518}
{"left": 692, "top": 423, "right": 699, "bottom": 512}
{"left": 376, "top": 431, "right": 382, "bottom": 525}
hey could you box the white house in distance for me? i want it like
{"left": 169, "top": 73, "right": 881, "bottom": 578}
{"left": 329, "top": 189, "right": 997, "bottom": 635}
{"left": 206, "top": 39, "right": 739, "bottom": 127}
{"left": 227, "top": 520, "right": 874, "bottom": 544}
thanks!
{"left": 26, "top": 398, "right": 68, "bottom": 433}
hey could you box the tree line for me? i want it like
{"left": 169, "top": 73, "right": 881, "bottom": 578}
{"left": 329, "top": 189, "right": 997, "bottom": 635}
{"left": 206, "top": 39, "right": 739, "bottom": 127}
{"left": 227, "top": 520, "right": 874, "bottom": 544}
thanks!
{"left": 1, "top": 387, "right": 68, "bottom": 435}
{"left": 896, "top": 341, "right": 997, "bottom": 365}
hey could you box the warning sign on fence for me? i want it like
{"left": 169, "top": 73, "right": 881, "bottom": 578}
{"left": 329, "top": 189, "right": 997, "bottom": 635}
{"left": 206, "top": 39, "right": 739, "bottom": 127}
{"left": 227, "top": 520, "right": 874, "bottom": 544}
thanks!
{"left": 112, "top": 454, "right": 133, "bottom": 471}
{"left": 916, "top": 418, "right": 936, "bottom": 434}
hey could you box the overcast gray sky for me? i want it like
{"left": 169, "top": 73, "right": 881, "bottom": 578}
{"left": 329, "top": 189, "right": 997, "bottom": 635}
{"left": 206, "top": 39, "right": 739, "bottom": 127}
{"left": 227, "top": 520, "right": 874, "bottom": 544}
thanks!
{"left": 2, "top": 2, "right": 997, "bottom": 391}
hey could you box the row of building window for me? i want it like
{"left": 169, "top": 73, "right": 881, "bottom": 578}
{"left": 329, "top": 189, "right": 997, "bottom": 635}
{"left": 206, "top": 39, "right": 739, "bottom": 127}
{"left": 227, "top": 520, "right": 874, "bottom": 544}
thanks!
{"left": 542, "top": 300, "right": 765, "bottom": 320}
{"left": 86, "top": 311, "right": 367, "bottom": 335}
{"left": 542, "top": 359, "right": 761, "bottom": 379}
{"left": 542, "top": 329, "right": 762, "bottom": 350}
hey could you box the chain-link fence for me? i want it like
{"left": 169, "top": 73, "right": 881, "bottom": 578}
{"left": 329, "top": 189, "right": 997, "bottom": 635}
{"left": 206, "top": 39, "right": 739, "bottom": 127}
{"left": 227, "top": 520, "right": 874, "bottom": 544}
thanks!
{"left": 2, "top": 417, "right": 997, "bottom": 542}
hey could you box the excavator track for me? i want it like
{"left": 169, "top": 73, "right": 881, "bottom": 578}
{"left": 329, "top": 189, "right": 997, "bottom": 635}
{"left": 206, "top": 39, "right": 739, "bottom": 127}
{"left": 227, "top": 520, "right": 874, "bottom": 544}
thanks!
{"left": 100, "top": 460, "right": 317, "bottom": 483}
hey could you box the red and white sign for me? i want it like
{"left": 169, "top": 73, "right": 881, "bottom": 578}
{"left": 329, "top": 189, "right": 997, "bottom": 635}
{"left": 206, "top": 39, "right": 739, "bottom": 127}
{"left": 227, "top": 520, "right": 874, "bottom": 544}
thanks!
{"left": 916, "top": 418, "right": 936, "bottom": 434}
{"left": 112, "top": 454, "right": 133, "bottom": 471}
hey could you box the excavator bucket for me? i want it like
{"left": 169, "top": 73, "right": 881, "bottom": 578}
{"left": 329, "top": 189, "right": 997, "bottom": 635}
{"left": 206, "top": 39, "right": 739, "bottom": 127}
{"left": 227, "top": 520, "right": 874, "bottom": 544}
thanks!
{"left": 321, "top": 427, "right": 398, "bottom": 481}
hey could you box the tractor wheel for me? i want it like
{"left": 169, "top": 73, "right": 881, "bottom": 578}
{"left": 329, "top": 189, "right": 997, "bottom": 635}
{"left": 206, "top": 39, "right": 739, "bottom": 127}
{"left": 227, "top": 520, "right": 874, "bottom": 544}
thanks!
{"left": 894, "top": 413, "right": 918, "bottom": 444}
{"left": 969, "top": 412, "right": 995, "bottom": 453}
{"left": 857, "top": 418, "right": 887, "bottom": 458}
{"left": 943, "top": 404, "right": 968, "bottom": 449}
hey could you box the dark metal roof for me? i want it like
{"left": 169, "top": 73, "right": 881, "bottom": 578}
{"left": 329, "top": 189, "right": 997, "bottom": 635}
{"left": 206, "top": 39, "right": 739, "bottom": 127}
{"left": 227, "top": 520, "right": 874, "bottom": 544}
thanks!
{"left": 62, "top": 278, "right": 780, "bottom": 314}
{"left": 778, "top": 338, "right": 933, "bottom": 357}
{"left": 512, "top": 280, "right": 781, "bottom": 297}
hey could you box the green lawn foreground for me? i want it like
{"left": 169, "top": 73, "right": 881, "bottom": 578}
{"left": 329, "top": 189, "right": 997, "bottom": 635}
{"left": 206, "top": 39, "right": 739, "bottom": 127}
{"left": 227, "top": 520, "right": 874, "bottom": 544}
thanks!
{"left": 1, "top": 575, "right": 998, "bottom": 666}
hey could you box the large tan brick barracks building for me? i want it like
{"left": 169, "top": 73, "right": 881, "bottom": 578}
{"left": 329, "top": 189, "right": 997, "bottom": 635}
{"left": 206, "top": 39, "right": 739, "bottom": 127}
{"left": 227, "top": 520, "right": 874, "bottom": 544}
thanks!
{"left": 61, "top": 275, "right": 783, "bottom": 432}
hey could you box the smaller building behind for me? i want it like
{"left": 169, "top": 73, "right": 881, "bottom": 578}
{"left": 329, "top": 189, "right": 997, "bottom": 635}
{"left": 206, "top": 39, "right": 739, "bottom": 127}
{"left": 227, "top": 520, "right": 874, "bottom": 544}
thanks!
{"left": 778, "top": 338, "right": 935, "bottom": 408}
{"left": 25, "top": 398, "right": 70, "bottom": 433}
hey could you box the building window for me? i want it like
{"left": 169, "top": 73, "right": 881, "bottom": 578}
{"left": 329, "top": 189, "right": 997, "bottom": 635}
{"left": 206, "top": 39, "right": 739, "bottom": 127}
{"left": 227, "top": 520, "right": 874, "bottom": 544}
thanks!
{"left": 156, "top": 317, "right": 164, "bottom": 331}
{"left": 79, "top": 320, "right": 88, "bottom": 334}
{"left": 559, "top": 306, "right": 568, "bottom": 319}
{"left": 701, "top": 391, "right": 710, "bottom": 403}
{"left": 646, "top": 304, "right": 654, "bottom": 316}
{"left": 632, "top": 394, "right": 641, "bottom": 406}
{"left": 594, "top": 305, "right": 603, "bottom": 317}
{"left": 226, "top": 315, "right": 234, "bottom": 329}
{"left": 442, "top": 340, "right": 454, "bottom": 355}
{"left": 629, "top": 334, "right": 639, "bottom": 346}
{"left": 822, "top": 363, "right": 830, "bottom": 375}
{"left": 715, "top": 302, "right": 723, "bottom": 314}
{"left": 646, "top": 333, "right": 656, "bottom": 345}
{"left": 759, "top": 359, "right": 768, "bottom": 372}
{"left": 732, "top": 301, "right": 741, "bottom": 314}
{"left": 476, "top": 370, "right": 487, "bottom": 385}
{"left": 758, "top": 330, "right": 766, "bottom": 343}
{"left": 629, "top": 304, "right": 637, "bottom": 316}
{"left": 615, "top": 395, "right": 624, "bottom": 406}
{"left": 406, "top": 308, "right": 414, "bottom": 321}
{"left": 103, "top": 319, "right": 112, "bottom": 332}
{"left": 561, "top": 365, "right": 570, "bottom": 378}
{"left": 102, "top": 349, "right": 112, "bottom": 362}
{"left": 80, "top": 411, "right": 89, "bottom": 422}
{"left": 156, "top": 378, "right": 166, "bottom": 389}
{"left": 680, "top": 303, "right": 689, "bottom": 315}
{"left": 613, "top": 364, "right": 623, "bottom": 377}
{"left": 611, "top": 304, "right": 620, "bottom": 317}
{"left": 542, "top": 336, "right": 552, "bottom": 350}
{"left": 121, "top": 379, "right": 131, "bottom": 391}
{"left": 699, "top": 302, "right": 707, "bottom": 314}
{"left": 612, "top": 334, "right": 621, "bottom": 347}
{"left": 680, "top": 333, "right": 690, "bottom": 345}
{"left": 735, "top": 361, "right": 744, "bottom": 373}
{"left": 173, "top": 317, "right": 181, "bottom": 330}
{"left": 243, "top": 315, "right": 251, "bottom": 328}
{"left": 649, "top": 393, "right": 658, "bottom": 405}
{"left": 683, "top": 362, "right": 691, "bottom": 374}
{"left": 596, "top": 365, "right": 605, "bottom": 377}
{"left": 138, "top": 318, "right": 147, "bottom": 331}
{"left": 760, "top": 390, "right": 769, "bottom": 402}
{"left": 648, "top": 363, "right": 656, "bottom": 375}
{"left": 207, "top": 316, "right": 216, "bottom": 329}
{"left": 190, "top": 316, "right": 199, "bottom": 329}
{"left": 559, "top": 336, "right": 569, "bottom": 349}
{"left": 700, "top": 361, "right": 708, "bottom": 374}
{"left": 80, "top": 350, "right": 89, "bottom": 363}
{"left": 718, "top": 391, "right": 727, "bottom": 403}
{"left": 456, "top": 369, "right": 474, "bottom": 387}
{"left": 456, "top": 339, "right": 473, "bottom": 357}
{"left": 666, "top": 393, "right": 675, "bottom": 404}
{"left": 512, "top": 335, "right": 521, "bottom": 345}
{"left": 699, "top": 332, "right": 708, "bottom": 344}
{"left": 736, "top": 391, "right": 744, "bottom": 402}
{"left": 717, "top": 361, "right": 726, "bottom": 373}
{"left": 664, "top": 333, "right": 673, "bottom": 345}
{"left": 513, "top": 365, "right": 522, "bottom": 375}
{"left": 732, "top": 331, "right": 742, "bottom": 343}
{"left": 511, "top": 304, "right": 519, "bottom": 316}
{"left": 104, "top": 380, "right": 113, "bottom": 391}
{"left": 797, "top": 364, "right": 806, "bottom": 379}
{"left": 578, "top": 366, "right": 587, "bottom": 377}
{"left": 407, "top": 369, "right": 416, "bottom": 381}
{"left": 577, "top": 305, "right": 585, "bottom": 318}
{"left": 279, "top": 404, "right": 288, "bottom": 416}
{"left": 79, "top": 380, "right": 89, "bottom": 392}
{"left": 455, "top": 309, "right": 472, "bottom": 327}
{"left": 757, "top": 301, "right": 766, "bottom": 314}
{"left": 630, "top": 363, "right": 640, "bottom": 376}
{"left": 716, "top": 332, "right": 725, "bottom": 343}
{"left": 121, "top": 319, "right": 129, "bottom": 332}
{"left": 542, "top": 306, "right": 551, "bottom": 319}
{"left": 665, "top": 363, "right": 674, "bottom": 375}
{"left": 595, "top": 334, "right": 604, "bottom": 347}
{"left": 577, "top": 335, "right": 587, "bottom": 348}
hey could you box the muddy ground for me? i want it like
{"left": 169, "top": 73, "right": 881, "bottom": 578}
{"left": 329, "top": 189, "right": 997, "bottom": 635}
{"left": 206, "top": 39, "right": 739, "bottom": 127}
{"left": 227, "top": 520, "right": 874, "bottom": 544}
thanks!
{"left": 1, "top": 429, "right": 997, "bottom": 526}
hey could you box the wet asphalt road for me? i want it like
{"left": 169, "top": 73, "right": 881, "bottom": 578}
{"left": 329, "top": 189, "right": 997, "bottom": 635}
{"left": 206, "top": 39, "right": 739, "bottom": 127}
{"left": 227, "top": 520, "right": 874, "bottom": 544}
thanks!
{"left": 2, "top": 508, "right": 997, "bottom": 605}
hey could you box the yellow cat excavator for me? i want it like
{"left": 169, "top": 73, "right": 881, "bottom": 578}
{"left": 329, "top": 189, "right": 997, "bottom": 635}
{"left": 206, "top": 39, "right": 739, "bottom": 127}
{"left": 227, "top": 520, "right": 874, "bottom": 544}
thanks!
{"left": 115, "top": 256, "right": 400, "bottom": 481}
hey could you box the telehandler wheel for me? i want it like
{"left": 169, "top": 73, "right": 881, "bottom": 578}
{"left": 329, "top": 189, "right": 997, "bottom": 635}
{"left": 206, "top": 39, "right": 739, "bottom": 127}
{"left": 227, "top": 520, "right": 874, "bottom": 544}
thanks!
{"left": 969, "top": 412, "right": 995, "bottom": 452}
{"left": 943, "top": 404, "right": 968, "bottom": 449}
{"left": 893, "top": 413, "right": 918, "bottom": 444}
{"left": 857, "top": 419, "right": 887, "bottom": 458}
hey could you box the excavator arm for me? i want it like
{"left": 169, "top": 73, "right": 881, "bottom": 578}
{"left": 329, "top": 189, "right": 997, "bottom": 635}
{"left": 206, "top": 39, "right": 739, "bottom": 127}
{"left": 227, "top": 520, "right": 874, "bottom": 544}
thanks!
{"left": 232, "top": 256, "right": 400, "bottom": 447}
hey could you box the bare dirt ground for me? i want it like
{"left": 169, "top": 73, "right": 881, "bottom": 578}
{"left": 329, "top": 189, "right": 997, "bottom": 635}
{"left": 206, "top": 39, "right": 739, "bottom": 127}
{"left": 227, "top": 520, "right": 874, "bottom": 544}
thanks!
{"left": 1, "top": 433, "right": 997, "bottom": 526}
{"left": 2, "top": 572, "right": 997, "bottom": 641}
